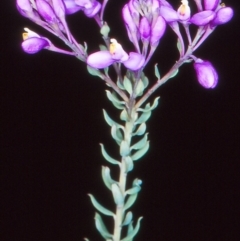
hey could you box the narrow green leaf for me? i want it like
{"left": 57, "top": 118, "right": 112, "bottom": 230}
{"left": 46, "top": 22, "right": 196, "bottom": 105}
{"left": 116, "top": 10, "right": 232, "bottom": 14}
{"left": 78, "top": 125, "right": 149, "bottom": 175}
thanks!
{"left": 133, "top": 123, "right": 146, "bottom": 136}
{"left": 176, "top": 38, "right": 182, "bottom": 55}
{"left": 88, "top": 194, "right": 115, "bottom": 217}
{"left": 117, "top": 79, "right": 125, "bottom": 90}
{"left": 142, "top": 75, "right": 149, "bottom": 88}
{"left": 103, "top": 109, "right": 115, "bottom": 127}
{"left": 121, "top": 217, "right": 143, "bottom": 241}
{"left": 131, "top": 133, "right": 148, "bottom": 150}
{"left": 122, "top": 211, "right": 133, "bottom": 226}
{"left": 94, "top": 213, "right": 112, "bottom": 239}
{"left": 120, "top": 109, "right": 129, "bottom": 122}
{"left": 135, "top": 111, "right": 151, "bottom": 124}
{"left": 102, "top": 166, "right": 115, "bottom": 190}
{"left": 106, "top": 90, "right": 125, "bottom": 109}
{"left": 99, "top": 44, "right": 108, "bottom": 51}
{"left": 124, "top": 156, "right": 134, "bottom": 173}
{"left": 135, "top": 79, "right": 144, "bottom": 97}
{"left": 169, "top": 68, "right": 179, "bottom": 79}
{"left": 123, "top": 76, "right": 133, "bottom": 95}
{"left": 125, "top": 186, "right": 141, "bottom": 195}
{"left": 100, "top": 144, "right": 120, "bottom": 165}
{"left": 111, "top": 183, "right": 124, "bottom": 206}
{"left": 131, "top": 141, "right": 150, "bottom": 161}
{"left": 111, "top": 124, "right": 122, "bottom": 145}
{"left": 124, "top": 193, "right": 138, "bottom": 211}
{"left": 87, "top": 65, "right": 103, "bottom": 79}
{"left": 154, "top": 63, "right": 160, "bottom": 79}
{"left": 137, "top": 97, "right": 160, "bottom": 112}
{"left": 120, "top": 140, "right": 130, "bottom": 157}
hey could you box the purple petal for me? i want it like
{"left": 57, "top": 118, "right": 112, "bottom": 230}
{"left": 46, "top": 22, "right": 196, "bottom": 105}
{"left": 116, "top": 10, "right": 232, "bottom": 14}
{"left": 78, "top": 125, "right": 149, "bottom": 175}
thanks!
{"left": 193, "top": 59, "right": 218, "bottom": 88}
{"left": 122, "top": 4, "right": 137, "bottom": 32}
{"left": 139, "top": 17, "right": 151, "bottom": 40}
{"left": 123, "top": 52, "right": 145, "bottom": 71}
{"left": 83, "top": 1, "right": 101, "bottom": 17}
{"left": 63, "top": 0, "right": 82, "bottom": 14}
{"left": 203, "top": 0, "right": 220, "bottom": 11}
{"left": 211, "top": 7, "right": 234, "bottom": 27}
{"left": 160, "top": 6, "right": 179, "bottom": 22}
{"left": 87, "top": 51, "right": 115, "bottom": 69}
{"left": 21, "top": 37, "right": 50, "bottom": 54}
{"left": 150, "top": 16, "right": 166, "bottom": 46}
{"left": 36, "top": 0, "right": 57, "bottom": 23}
{"left": 190, "top": 10, "right": 215, "bottom": 26}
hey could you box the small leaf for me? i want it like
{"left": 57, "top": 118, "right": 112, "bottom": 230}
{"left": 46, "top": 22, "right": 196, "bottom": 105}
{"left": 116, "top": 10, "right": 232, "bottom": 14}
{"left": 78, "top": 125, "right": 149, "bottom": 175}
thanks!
{"left": 142, "top": 75, "right": 149, "bottom": 88}
{"left": 111, "top": 124, "right": 122, "bottom": 145}
{"left": 87, "top": 65, "right": 103, "bottom": 79}
{"left": 100, "top": 144, "right": 120, "bottom": 165}
{"left": 120, "top": 140, "right": 130, "bottom": 157}
{"left": 131, "top": 133, "right": 148, "bottom": 150}
{"left": 125, "top": 186, "right": 141, "bottom": 195}
{"left": 122, "top": 211, "right": 133, "bottom": 226}
{"left": 99, "top": 44, "right": 108, "bottom": 51}
{"left": 131, "top": 141, "right": 149, "bottom": 161}
{"left": 103, "top": 109, "right": 115, "bottom": 127}
{"left": 88, "top": 194, "right": 115, "bottom": 216}
{"left": 83, "top": 238, "right": 89, "bottom": 241}
{"left": 135, "top": 111, "right": 151, "bottom": 124}
{"left": 137, "top": 97, "right": 160, "bottom": 112}
{"left": 95, "top": 213, "right": 112, "bottom": 239}
{"left": 106, "top": 90, "right": 125, "bottom": 109}
{"left": 120, "top": 109, "right": 129, "bottom": 122}
{"left": 133, "top": 123, "right": 146, "bottom": 136}
{"left": 124, "top": 156, "right": 134, "bottom": 173}
{"left": 124, "top": 193, "right": 138, "bottom": 211}
{"left": 112, "top": 183, "right": 124, "bottom": 206}
{"left": 102, "top": 166, "right": 115, "bottom": 190}
{"left": 169, "top": 68, "right": 179, "bottom": 79}
{"left": 121, "top": 217, "right": 143, "bottom": 241}
{"left": 135, "top": 79, "right": 144, "bottom": 97}
{"left": 123, "top": 76, "right": 133, "bottom": 95}
{"left": 154, "top": 63, "right": 160, "bottom": 79}
{"left": 117, "top": 78, "right": 125, "bottom": 90}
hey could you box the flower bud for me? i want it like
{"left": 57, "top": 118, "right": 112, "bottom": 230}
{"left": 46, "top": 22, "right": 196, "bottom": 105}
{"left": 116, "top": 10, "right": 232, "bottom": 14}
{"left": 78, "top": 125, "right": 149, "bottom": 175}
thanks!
{"left": 139, "top": 17, "right": 151, "bottom": 40}
{"left": 193, "top": 59, "right": 218, "bottom": 88}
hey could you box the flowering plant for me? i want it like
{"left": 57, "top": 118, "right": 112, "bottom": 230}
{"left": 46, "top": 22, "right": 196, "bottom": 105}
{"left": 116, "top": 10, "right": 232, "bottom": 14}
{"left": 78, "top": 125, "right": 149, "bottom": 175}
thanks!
{"left": 16, "top": 0, "right": 233, "bottom": 240}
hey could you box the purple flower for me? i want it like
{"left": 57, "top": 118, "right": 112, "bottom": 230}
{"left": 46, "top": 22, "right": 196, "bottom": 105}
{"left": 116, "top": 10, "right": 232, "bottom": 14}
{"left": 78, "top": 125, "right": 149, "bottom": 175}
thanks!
{"left": 21, "top": 28, "right": 50, "bottom": 54}
{"left": 74, "top": 0, "right": 101, "bottom": 17}
{"left": 21, "top": 28, "right": 75, "bottom": 55}
{"left": 211, "top": 7, "right": 234, "bottom": 27}
{"left": 87, "top": 39, "right": 145, "bottom": 71}
{"left": 193, "top": 59, "right": 218, "bottom": 88}
{"left": 159, "top": 5, "right": 179, "bottom": 22}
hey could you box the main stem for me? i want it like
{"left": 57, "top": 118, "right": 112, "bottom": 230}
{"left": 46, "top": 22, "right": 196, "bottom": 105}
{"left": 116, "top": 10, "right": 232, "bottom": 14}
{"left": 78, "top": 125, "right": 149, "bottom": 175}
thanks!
{"left": 113, "top": 109, "right": 135, "bottom": 241}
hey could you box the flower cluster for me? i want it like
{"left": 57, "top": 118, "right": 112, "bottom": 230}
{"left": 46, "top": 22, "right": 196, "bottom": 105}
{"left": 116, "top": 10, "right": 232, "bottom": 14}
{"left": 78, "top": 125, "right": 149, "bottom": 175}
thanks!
{"left": 16, "top": 0, "right": 233, "bottom": 88}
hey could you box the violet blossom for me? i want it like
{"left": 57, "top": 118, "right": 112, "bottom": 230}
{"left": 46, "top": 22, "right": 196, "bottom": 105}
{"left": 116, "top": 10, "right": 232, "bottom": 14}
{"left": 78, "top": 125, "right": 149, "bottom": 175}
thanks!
{"left": 21, "top": 28, "right": 75, "bottom": 55}
{"left": 193, "top": 59, "right": 218, "bottom": 89}
{"left": 87, "top": 39, "right": 145, "bottom": 71}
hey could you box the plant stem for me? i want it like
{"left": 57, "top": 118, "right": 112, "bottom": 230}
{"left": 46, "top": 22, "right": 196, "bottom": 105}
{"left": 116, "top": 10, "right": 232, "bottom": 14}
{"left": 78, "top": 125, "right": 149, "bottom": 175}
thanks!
{"left": 113, "top": 110, "right": 135, "bottom": 241}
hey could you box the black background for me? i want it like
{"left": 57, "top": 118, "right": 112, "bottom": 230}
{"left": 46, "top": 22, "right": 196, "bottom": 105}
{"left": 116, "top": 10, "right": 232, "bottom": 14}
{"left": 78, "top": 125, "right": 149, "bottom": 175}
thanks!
{"left": 1, "top": 1, "right": 240, "bottom": 241}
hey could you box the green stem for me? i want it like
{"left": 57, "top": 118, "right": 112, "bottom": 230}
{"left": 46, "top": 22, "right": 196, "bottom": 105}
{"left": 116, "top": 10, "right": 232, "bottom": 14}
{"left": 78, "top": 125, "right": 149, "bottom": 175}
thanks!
{"left": 113, "top": 110, "right": 135, "bottom": 241}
